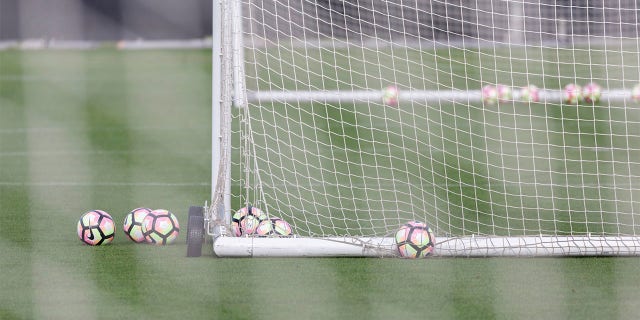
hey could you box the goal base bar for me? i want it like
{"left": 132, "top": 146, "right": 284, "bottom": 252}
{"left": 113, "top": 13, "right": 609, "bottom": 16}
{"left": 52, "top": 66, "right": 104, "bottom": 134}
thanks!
{"left": 213, "top": 236, "right": 640, "bottom": 257}
{"left": 214, "top": 237, "right": 397, "bottom": 258}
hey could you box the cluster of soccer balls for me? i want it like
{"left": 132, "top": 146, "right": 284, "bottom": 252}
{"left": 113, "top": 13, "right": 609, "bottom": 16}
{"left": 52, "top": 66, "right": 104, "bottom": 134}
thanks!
{"left": 77, "top": 208, "right": 180, "bottom": 246}
{"left": 481, "top": 82, "right": 640, "bottom": 105}
{"left": 481, "top": 84, "right": 516, "bottom": 105}
{"left": 482, "top": 83, "right": 540, "bottom": 104}
{"left": 384, "top": 83, "right": 640, "bottom": 107}
{"left": 394, "top": 220, "right": 436, "bottom": 259}
{"left": 482, "top": 82, "right": 603, "bottom": 105}
{"left": 560, "top": 82, "right": 602, "bottom": 104}
{"left": 231, "top": 206, "right": 293, "bottom": 237}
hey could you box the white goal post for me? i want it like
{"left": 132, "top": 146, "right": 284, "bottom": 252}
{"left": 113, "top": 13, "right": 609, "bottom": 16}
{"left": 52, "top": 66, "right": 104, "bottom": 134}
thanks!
{"left": 200, "top": 0, "right": 640, "bottom": 257}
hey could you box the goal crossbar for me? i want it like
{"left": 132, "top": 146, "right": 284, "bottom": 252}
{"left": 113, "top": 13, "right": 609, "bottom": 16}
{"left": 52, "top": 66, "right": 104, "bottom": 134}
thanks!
{"left": 246, "top": 89, "right": 632, "bottom": 104}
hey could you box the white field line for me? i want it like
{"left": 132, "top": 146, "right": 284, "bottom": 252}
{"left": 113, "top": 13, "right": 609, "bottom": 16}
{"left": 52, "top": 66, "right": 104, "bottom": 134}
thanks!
{"left": 0, "top": 181, "right": 209, "bottom": 187}
{"left": 2, "top": 37, "right": 634, "bottom": 51}
{"left": 0, "top": 150, "right": 210, "bottom": 157}
{"left": 0, "top": 39, "right": 211, "bottom": 51}
{"left": 0, "top": 126, "right": 204, "bottom": 134}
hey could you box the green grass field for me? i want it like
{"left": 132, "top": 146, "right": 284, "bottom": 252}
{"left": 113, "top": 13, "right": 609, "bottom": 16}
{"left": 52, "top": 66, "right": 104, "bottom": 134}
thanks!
{"left": 2, "top": 48, "right": 640, "bottom": 319}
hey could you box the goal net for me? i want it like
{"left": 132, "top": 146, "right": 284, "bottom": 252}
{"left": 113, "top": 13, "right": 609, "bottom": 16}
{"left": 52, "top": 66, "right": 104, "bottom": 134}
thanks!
{"left": 209, "top": 0, "right": 640, "bottom": 257}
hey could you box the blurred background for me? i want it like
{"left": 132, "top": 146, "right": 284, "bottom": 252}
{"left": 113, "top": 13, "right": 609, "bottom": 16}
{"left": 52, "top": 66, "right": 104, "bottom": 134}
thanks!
{"left": 0, "top": 0, "right": 212, "bottom": 41}
{"left": 2, "top": 0, "right": 639, "bottom": 44}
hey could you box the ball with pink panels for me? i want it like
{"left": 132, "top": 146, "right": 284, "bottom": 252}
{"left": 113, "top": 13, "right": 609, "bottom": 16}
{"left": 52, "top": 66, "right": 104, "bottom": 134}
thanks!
{"left": 232, "top": 206, "right": 267, "bottom": 236}
{"left": 77, "top": 210, "right": 115, "bottom": 246}
{"left": 631, "top": 83, "right": 640, "bottom": 103}
{"left": 482, "top": 85, "right": 498, "bottom": 105}
{"left": 123, "top": 207, "right": 152, "bottom": 243}
{"left": 255, "top": 217, "right": 294, "bottom": 237}
{"left": 141, "top": 209, "right": 180, "bottom": 245}
{"left": 382, "top": 85, "right": 399, "bottom": 107}
{"left": 582, "top": 82, "right": 602, "bottom": 103}
{"left": 519, "top": 85, "right": 540, "bottom": 102}
{"left": 496, "top": 84, "right": 512, "bottom": 102}
{"left": 563, "top": 83, "right": 582, "bottom": 104}
{"left": 394, "top": 220, "right": 436, "bottom": 258}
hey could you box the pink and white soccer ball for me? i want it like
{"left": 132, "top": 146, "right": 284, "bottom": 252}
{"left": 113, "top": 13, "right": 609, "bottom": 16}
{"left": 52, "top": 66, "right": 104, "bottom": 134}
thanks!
{"left": 77, "top": 210, "right": 115, "bottom": 246}
{"left": 563, "top": 83, "right": 582, "bottom": 104}
{"left": 482, "top": 85, "right": 498, "bottom": 105}
{"left": 255, "top": 217, "right": 293, "bottom": 237}
{"left": 496, "top": 84, "right": 512, "bottom": 102}
{"left": 382, "top": 85, "right": 399, "bottom": 107}
{"left": 231, "top": 206, "right": 267, "bottom": 236}
{"left": 394, "top": 220, "right": 436, "bottom": 258}
{"left": 123, "top": 207, "right": 152, "bottom": 243}
{"left": 631, "top": 83, "right": 640, "bottom": 103}
{"left": 519, "top": 85, "right": 540, "bottom": 102}
{"left": 141, "top": 209, "right": 180, "bottom": 245}
{"left": 582, "top": 82, "right": 601, "bottom": 103}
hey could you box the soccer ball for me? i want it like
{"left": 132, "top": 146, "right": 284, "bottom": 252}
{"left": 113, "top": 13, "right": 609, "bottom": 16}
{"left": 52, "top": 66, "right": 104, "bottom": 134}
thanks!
{"left": 77, "top": 210, "right": 115, "bottom": 246}
{"left": 394, "top": 221, "right": 436, "bottom": 258}
{"left": 563, "top": 83, "right": 582, "bottom": 104}
{"left": 141, "top": 209, "right": 180, "bottom": 245}
{"left": 382, "top": 85, "right": 399, "bottom": 107}
{"left": 519, "top": 85, "right": 540, "bottom": 102}
{"left": 582, "top": 82, "right": 601, "bottom": 103}
{"left": 496, "top": 84, "right": 512, "bottom": 102}
{"left": 255, "top": 217, "right": 293, "bottom": 237}
{"left": 123, "top": 207, "right": 152, "bottom": 243}
{"left": 631, "top": 83, "right": 640, "bottom": 103}
{"left": 231, "top": 206, "right": 267, "bottom": 236}
{"left": 482, "top": 85, "right": 498, "bottom": 105}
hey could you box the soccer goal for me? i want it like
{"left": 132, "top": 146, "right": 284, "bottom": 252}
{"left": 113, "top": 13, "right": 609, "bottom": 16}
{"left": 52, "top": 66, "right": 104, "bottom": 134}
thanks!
{"left": 187, "top": 0, "right": 640, "bottom": 257}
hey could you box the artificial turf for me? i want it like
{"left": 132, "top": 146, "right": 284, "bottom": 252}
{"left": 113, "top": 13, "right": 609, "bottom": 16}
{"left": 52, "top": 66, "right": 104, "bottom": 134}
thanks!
{"left": 1, "top": 48, "right": 640, "bottom": 319}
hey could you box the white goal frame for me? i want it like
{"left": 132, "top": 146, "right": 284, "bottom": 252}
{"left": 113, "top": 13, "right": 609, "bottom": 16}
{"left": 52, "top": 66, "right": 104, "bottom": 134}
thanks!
{"left": 207, "top": 0, "right": 640, "bottom": 257}
{"left": 213, "top": 236, "right": 640, "bottom": 258}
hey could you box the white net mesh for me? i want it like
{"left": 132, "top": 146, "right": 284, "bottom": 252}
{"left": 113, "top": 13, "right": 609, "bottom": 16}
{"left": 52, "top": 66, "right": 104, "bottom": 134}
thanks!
{"left": 228, "top": 0, "right": 640, "bottom": 245}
